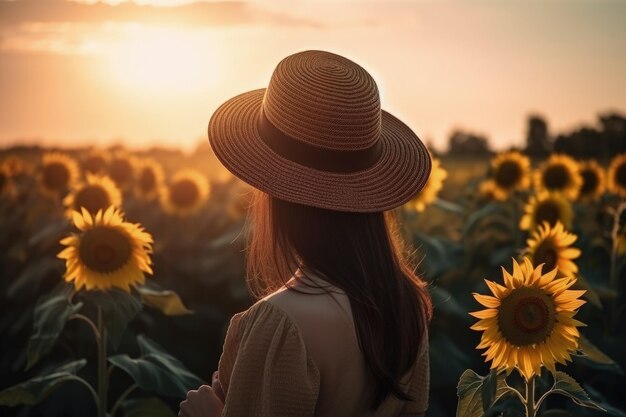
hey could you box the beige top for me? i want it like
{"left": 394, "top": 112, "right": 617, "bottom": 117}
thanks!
{"left": 217, "top": 272, "right": 430, "bottom": 417}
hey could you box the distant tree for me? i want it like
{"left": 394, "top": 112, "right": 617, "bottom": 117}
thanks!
{"left": 553, "top": 112, "right": 626, "bottom": 159}
{"left": 446, "top": 130, "right": 491, "bottom": 156}
{"left": 525, "top": 115, "right": 551, "bottom": 156}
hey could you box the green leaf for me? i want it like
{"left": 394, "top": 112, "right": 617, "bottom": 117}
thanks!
{"left": 481, "top": 369, "right": 498, "bottom": 412}
{"left": 26, "top": 282, "right": 83, "bottom": 370}
{"left": 433, "top": 198, "right": 465, "bottom": 214}
{"left": 78, "top": 289, "right": 142, "bottom": 348}
{"left": 552, "top": 371, "right": 606, "bottom": 412}
{"left": 540, "top": 411, "right": 575, "bottom": 417}
{"left": 430, "top": 287, "right": 470, "bottom": 321}
{"left": 456, "top": 369, "right": 512, "bottom": 417}
{"left": 0, "top": 360, "right": 87, "bottom": 407}
{"left": 462, "top": 202, "right": 504, "bottom": 237}
{"left": 122, "top": 397, "right": 176, "bottom": 417}
{"left": 413, "top": 231, "right": 464, "bottom": 278}
{"left": 577, "top": 334, "right": 620, "bottom": 369}
{"left": 108, "top": 335, "right": 204, "bottom": 398}
{"left": 573, "top": 273, "right": 602, "bottom": 309}
{"left": 137, "top": 287, "right": 193, "bottom": 316}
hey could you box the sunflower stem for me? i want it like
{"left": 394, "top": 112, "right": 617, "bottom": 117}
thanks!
{"left": 524, "top": 376, "right": 536, "bottom": 417}
{"left": 609, "top": 201, "right": 626, "bottom": 333}
{"left": 69, "top": 313, "right": 101, "bottom": 342}
{"left": 109, "top": 383, "right": 137, "bottom": 417}
{"left": 97, "top": 307, "right": 108, "bottom": 417}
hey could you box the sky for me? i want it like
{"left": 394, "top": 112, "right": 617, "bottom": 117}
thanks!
{"left": 0, "top": 0, "right": 625, "bottom": 152}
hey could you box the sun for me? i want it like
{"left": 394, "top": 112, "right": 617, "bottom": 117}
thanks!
{"left": 107, "top": 26, "right": 220, "bottom": 94}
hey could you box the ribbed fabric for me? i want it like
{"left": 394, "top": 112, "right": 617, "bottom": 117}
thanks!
{"left": 218, "top": 301, "right": 320, "bottom": 417}
{"left": 217, "top": 291, "right": 429, "bottom": 416}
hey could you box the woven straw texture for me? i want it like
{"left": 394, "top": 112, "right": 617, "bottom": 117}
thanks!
{"left": 208, "top": 50, "right": 431, "bottom": 212}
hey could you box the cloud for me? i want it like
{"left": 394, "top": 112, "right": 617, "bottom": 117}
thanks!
{"left": 0, "top": 0, "right": 323, "bottom": 28}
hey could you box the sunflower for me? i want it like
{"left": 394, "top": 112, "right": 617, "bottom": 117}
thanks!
{"left": 2, "top": 155, "right": 24, "bottom": 176}
{"left": 525, "top": 221, "right": 580, "bottom": 278}
{"left": 407, "top": 157, "right": 447, "bottom": 212}
{"left": 477, "top": 179, "right": 506, "bottom": 202}
{"left": 108, "top": 152, "right": 136, "bottom": 191}
{"left": 577, "top": 160, "right": 606, "bottom": 201}
{"left": 490, "top": 151, "right": 531, "bottom": 198}
{"left": 63, "top": 174, "right": 122, "bottom": 218}
{"left": 135, "top": 158, "right": 164, "bottom": 201}
{"left": 160, "top": 169, "right": 210, "bottom": 217}
{"left": 534, "top": 154, "right": 582, "bottom": 200}
{"left": 470, "top": 257, "right": 586, "bottom": 380}
{"left": 82, "top": 150, "right": 109, "bottom": 175}
{"left": 607, "top": 153, "right": 626, "bottom": 197}
{"left": 58, "top": 207, "right": 153, "bottom": 292}
{"left": 40, "top": 152, "right": 80, "bottom": 197}
{"left": 520, "top": 192, "right": 573, "bottom": 231}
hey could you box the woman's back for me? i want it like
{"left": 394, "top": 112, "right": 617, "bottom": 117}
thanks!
{"left": 216, "top": 270, "right": 430, "bottom": 417}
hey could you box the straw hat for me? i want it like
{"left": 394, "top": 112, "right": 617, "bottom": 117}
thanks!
{"left": 207, "top": 50, "right": 431, "bottom": 213}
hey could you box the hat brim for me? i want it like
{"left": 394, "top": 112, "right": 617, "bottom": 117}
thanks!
{"left": 208, "top": 89, "right": 431, "bottom": 213}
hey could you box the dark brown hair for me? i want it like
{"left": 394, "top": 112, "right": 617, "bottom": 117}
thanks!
{"left": 245, "top": 189, "right": 432, "bottom": 411}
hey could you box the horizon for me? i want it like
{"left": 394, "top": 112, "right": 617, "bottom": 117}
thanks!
{"left": 1, "top": 0, "right": 625, "bottom": 152}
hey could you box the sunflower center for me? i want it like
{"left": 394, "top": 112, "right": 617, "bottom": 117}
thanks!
{"left": 498, "top": 286, "right": 556, "bottom": 346}
{"left": 542, "top": 164, "right": 570, "bottom": 190}
{"left": 615, "top": 163, "right": 626, "bottom": 187}
{"left": 170, "top": 179, "right": 199, "bottom": 208}
{"left": 139, "top": 168, "right": 156, "bottom": 192}
{"left": 79, "top": 226, "right": 132, "bottom": 273}
{"left": 74, "top": 186, "right": 111, "bottom": 214}
{"left": 534, "top": 201, "right": 560, "bottom": 227}
{"left": 43, "top": 163, "right": 70, "bottom": 190}
{"left": 84, "top": 156, "right": 107, "bottom": 174}
{"left": 494, "top": 161, "right": 522, "bottom": 188}
{"left": 109, "top": 159, "right": 133, "bottom": 186}
{"left": 514, "top": 297, "right": 549, "bottom": 332}
{"left": 533, "top": 241, "right": 558, "bottom": 272}
{"left": 580, "top": 169, "right": 599, "bottom": 195}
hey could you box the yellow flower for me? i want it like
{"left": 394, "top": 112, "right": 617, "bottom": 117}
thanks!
{"left": 577, "top": 160, "right": 606, "bottom": 201}
{"left": 477, "top": 179, "right": 503, "bottom": 201}
{"left": 63, "top": 174, "right": 122, "bottom": 218}
{"left": 58, "top": 207, "right": 153, "bottom": 292}
{"left": 470, "top": 257, "right": 586, "bottom": 381}
{"left": 534, "top": 154, "right": 582, "bottom": 200}
{"left": 40, "top": 152, "right": 80, "bottom": 197}
{"left": 407, "top": 157, "right": 447, "bottom": 212}
{"left": 525, "top": 221, "right": 580, "bottom": 278}
{"left": 82, "top": 150, "right": 109, "bottom": 175}
{"left": 490, "top": 151, "right": 531, "bottom": 198}
{"left": 107, "top": 152, "right": 136, "bottom": 191}
{"left": 160, "top": 169, "right": 210, "bottom": 217}
{"left": 607, "top": 153, "right": 626, "bottom": 197}
{"left": 520, "top": 192, "right": 573, "bottom": 231}
{"left": 2, "top": 155, "right": 25, "bottom": 176}
{"left": 135, "top": 158, "right": 164, "bottom": 201}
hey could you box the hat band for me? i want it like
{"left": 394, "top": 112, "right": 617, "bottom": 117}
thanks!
{"left": 257, "top": 109, "right": 383, "bottom": 173}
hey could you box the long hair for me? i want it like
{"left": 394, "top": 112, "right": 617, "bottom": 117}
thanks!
{"left": 245, "top": 189, "right": 432, "bottom": 411}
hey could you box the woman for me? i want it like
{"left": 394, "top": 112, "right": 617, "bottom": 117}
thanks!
{"left": 179, "top": 50, "right": 433, "bottom": 417}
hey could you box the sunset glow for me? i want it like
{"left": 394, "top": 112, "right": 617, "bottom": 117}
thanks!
{"left": 107, "top": 27, "right": 220, "bottom": 93}
{"left": 0, "top": 0, "right": 624, "bottom": 150}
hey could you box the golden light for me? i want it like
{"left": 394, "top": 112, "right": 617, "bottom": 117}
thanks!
{"left": 107, "top": 26, "right": 220, "bottom": 94}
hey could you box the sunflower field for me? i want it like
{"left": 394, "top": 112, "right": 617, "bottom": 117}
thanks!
{"left": 1, "top": 144, "right": 626, "bottom": 417}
